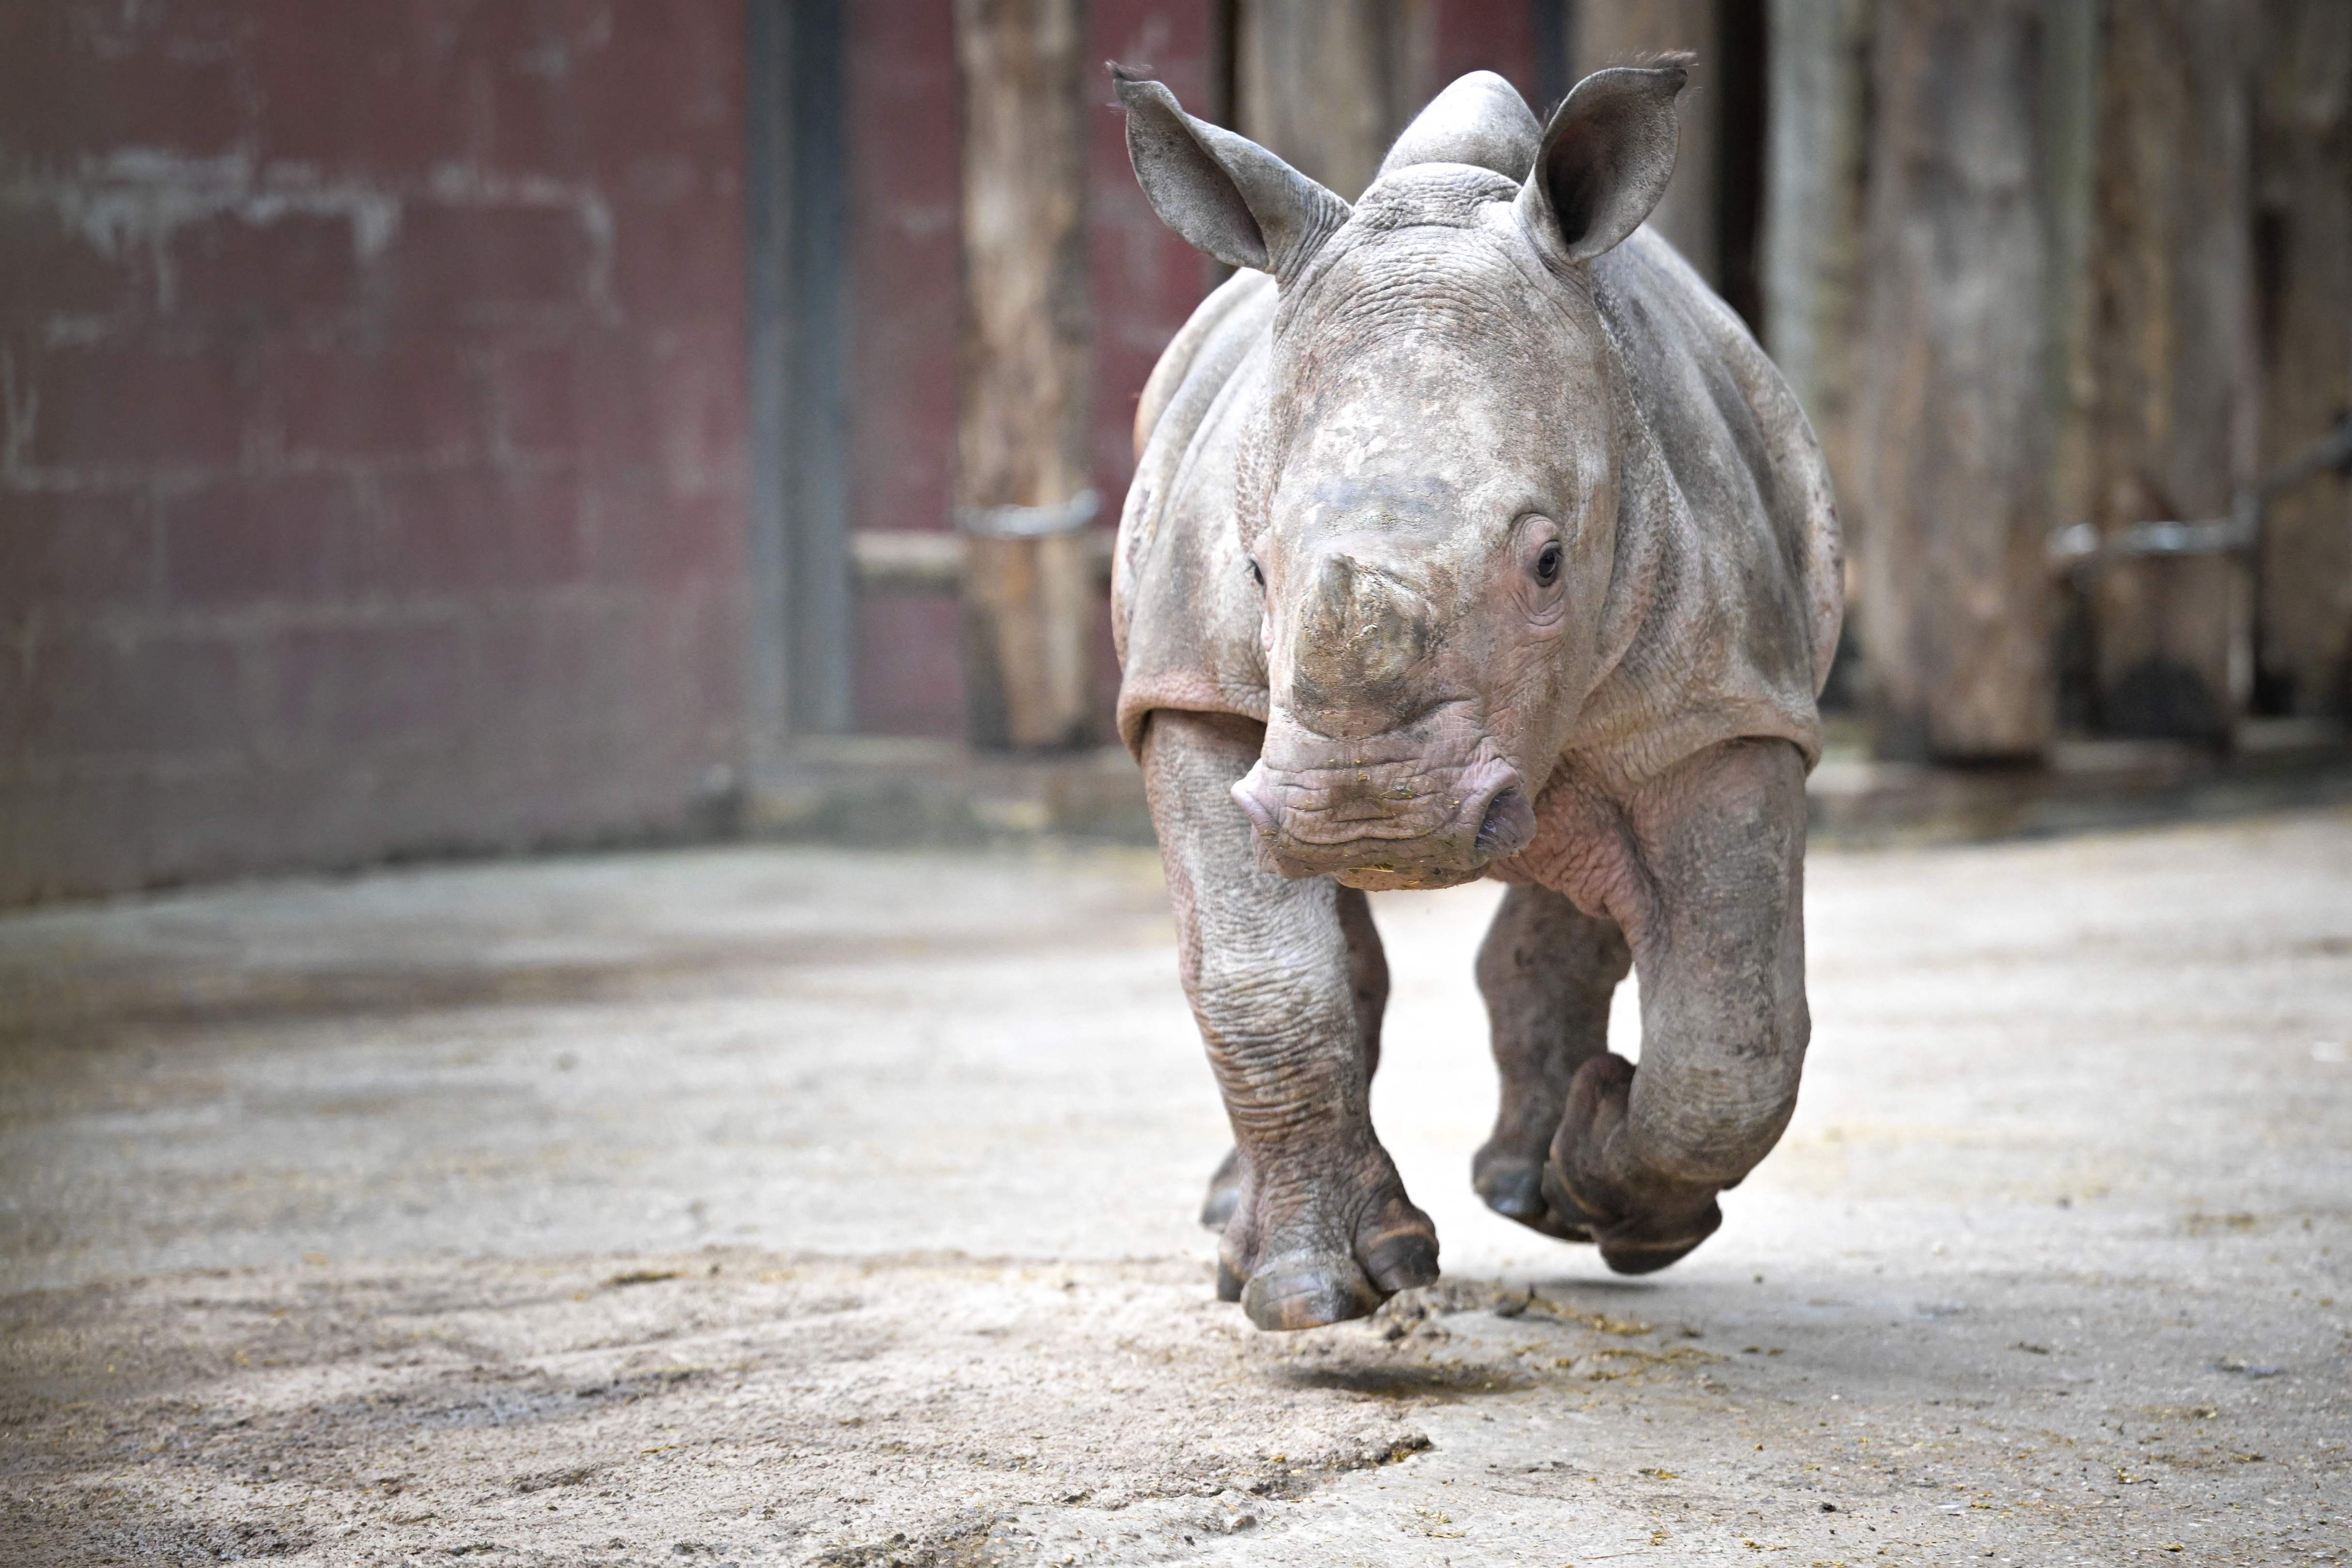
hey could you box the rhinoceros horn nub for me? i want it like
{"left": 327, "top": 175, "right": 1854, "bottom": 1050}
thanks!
{"left": 1286, "top": 555, "right": 1436, "bottom": 732}
{"left": 1377, "top": 70, "right": 1542, "bottom": 183}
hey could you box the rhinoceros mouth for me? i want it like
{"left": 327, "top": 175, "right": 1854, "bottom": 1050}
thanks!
{"left": 1231, "top": 754, "right": 1529, "bottom": 885}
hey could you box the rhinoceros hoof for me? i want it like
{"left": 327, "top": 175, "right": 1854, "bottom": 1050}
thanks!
{"left": 1541, "top": 1158, "right": 1722, "bottom": 1276}
{"left": 1472, "top": 1148, "right": 1595, "bottom": 1242}
{"left": 1199, "top": 1146, "right": 1244, "bottom": 1231}
{"left": 1236, "top": 1223, "right": 1440, "bottom": 1330}
{"left": 1597, "top": 1232, "right": 1711, "bottom": 1275}
{"left": 1217, "top": 1175, "right": 1439, "bottom": 1330}
{"left": 1239, "top": 1252, "right": 1389, "bottom": 1330}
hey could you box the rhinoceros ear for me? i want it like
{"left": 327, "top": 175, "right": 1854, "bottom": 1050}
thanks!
{"left": 1113, "top": 66, "right": 1350, "bottom": 281}
{"left": 1516, "top": 60, "right": 1688, "bottom": 268}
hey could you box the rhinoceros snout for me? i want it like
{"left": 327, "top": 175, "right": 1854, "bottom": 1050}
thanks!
{"left": 1231, "top": 752, "right": 1529, "bottom": 887}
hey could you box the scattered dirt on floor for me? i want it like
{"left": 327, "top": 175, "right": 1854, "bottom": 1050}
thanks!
{"left": 0, "top": 1254, "right": 1697, "bottom": 1565}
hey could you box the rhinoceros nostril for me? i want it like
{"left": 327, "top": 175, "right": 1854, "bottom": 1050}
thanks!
{"left": 1473, "top": 786, "right": 1536, "bottom": 857}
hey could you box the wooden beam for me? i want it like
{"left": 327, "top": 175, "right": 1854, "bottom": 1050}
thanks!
{"left": 954, "top": 0, "right": 1097, "bottom": 751}
{"left": 2253, "top": 0, "right": 2352, "bottom": 716}
{"left": 1575, "top": 0, "right": 1719, "bottom": 282}
{"left": 2085, "top": 0, "right": 2255, "bottom": 743}
{"left": 1761, "top": 0, "right": 1871, "bottom": 587}
{"left": 1235, "top": 0, "right": 1408, "bottom": 200}
{"left": 1854, "top": 0, "right": 2054, "bottom": 762}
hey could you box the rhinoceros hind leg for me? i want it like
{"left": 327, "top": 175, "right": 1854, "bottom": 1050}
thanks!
{"left": 1471, "top": 882, "right": 1628, "bottom": 1241}
{"left": 1200, "top": 1147, "right": 1244, "bottom": 1230}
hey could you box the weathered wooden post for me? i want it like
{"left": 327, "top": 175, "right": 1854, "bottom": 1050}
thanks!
{"left": 954, "top": 0, "right": 1097, "bottom": 750}
{"left": 1234, "top": 0, "right": 1408, "bottom": 199}
{"left": 2253, "top": 0, "right": 2352, "bottom": 717}
{"left": 1576, "top": 0, "right": 1720, "bottom": 282}
{"left": 1762, "top": 0, "right": 1872, "bottom": 591}
{"left": 2084, "top": 0, "right": 2256, "bottom": 743}
{"left": 1854, "top": 0, "right": 2055, "bottom": 761}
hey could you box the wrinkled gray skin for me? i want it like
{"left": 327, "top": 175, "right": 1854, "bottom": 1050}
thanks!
{"left": 1112, "top": 64, "right": 1843, "bottom": 1331}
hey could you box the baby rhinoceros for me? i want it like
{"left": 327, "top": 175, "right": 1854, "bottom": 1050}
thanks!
{"left": 1111, "top": 61, "right": 1842, "bottom": 1330}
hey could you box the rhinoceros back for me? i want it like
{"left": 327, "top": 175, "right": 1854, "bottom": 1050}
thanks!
{"left": 1562, "top": 227, "right": 1843, "bottom": 791}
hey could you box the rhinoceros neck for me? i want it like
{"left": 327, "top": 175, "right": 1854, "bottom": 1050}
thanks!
{"left": 1344, "top": 166, "right": 1523, "bottom": 235}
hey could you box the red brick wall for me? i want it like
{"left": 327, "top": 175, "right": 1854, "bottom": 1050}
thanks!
{"left": 846, "top": 0, "right": 966, "bottom": 738}
{"left": 0, "top": 1, "right": 751, "bottom": 903}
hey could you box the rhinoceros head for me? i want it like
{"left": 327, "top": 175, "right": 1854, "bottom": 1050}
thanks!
{"left": 1116, "top": 63, "right": 1688, "bottom": 890}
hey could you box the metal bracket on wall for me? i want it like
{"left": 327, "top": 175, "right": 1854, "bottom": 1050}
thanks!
{"left": 2047, "top": 414, "right": 2352, "bottom": 574}
{"left": 849, "top": 528, "right": 1116, "bottom": 595}
{"left": 954, "top": 488, "right": 1100, "bottom": 538}
{"left": 2047, "top": 516, "right": 2257, "bottom": 569}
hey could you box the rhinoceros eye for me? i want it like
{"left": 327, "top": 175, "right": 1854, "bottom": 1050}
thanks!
{"left": 1532, "top": 541, "right": 1564, "bottom": 586}
{"left": 1247, "top": 557, "right": 1266, "bottom": 588}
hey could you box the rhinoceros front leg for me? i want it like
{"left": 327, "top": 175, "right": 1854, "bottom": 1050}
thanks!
{"left": 1538, "top": 739, "right": 1811, "bottom": 1275}
{"left": 1473, "top": 884, "right": 1630, "bottom": 1239}
{"left": 1142, "top": 709, "right": 1437, "bottom": 1329}
{"left": 1199, "top": 883, "right": 1387, "bottom": 1229}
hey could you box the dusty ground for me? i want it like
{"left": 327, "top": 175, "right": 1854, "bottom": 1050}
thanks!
{"left": 2, "top": 811, "right": 2348, "bottom": 1566}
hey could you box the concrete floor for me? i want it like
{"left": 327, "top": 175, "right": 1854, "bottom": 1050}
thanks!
{"left": 2, "top": 811, "right": 2348, "bottom": 1566}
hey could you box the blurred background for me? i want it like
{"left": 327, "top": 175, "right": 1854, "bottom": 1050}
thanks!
{"left": 2, "top": 0, "right": 2347, "bottom": 905}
